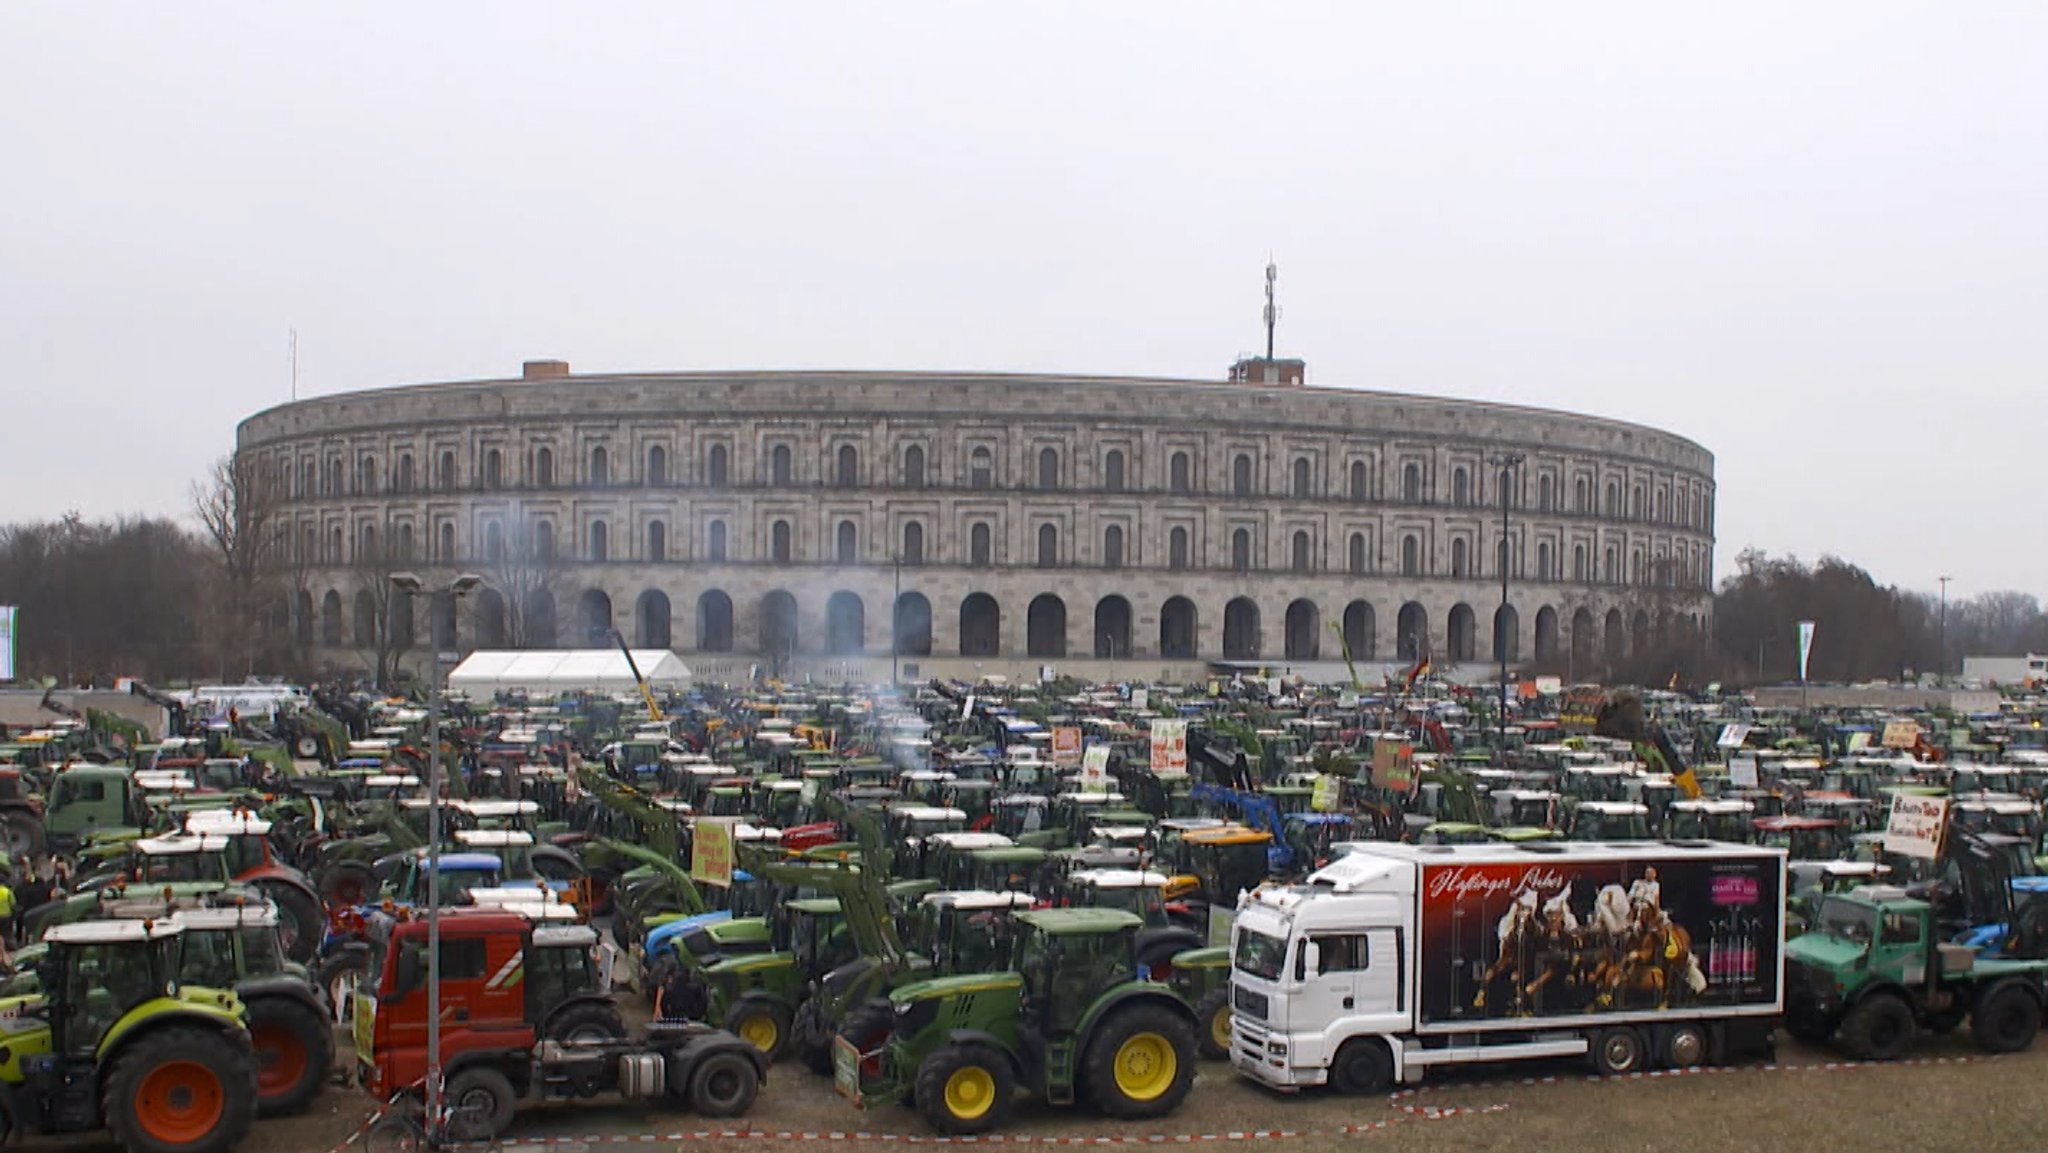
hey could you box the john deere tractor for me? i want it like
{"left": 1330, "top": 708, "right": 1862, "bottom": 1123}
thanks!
{"left": 0, "top": 919, "right": 257, "bottom": 1153}
{"left": 835, "top": 907, "right": 1198, "bottom": 1135}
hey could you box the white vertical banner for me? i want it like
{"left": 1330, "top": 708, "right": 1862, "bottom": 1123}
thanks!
{"left": 1797, "top": 620, "right": 1816, "bottom": 682}
{"left": 0, "top": 606, "right": 15, "bottom": 680}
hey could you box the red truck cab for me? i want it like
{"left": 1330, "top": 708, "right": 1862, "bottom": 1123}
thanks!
{"left": 358, "top": 910, "right": 547, "bottom": 1095}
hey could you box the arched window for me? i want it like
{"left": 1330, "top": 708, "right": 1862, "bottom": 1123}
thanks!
{"left": 590, "top": 446, "right": 608, "bottom": 486}
{"left": 707, "top": 444, "right": 729, "bottom": 487}
{"left": 1103, "top": 525, "right": 1124, "bottom": 568}
{"left": 1604, "top": 547, "right": 1618, "bottom": 582}
{"left": 1605, "top": 482, "right": 1619, "bottom": 517}
{"left": 1497, "top": 537, "right": 1509, "bottom": 578}
{"left": 970, "top": 522, "right": 992, "bottom": 567}
{"left": 484, "top": 449, "right": 502, "bottom": 489}
{"left": 437, "top": 451, "right": 455, "bottom": 491}
{"left": 1538, "top": 541, "right": 1552, "bottom": 580}
{"left": 1452, "top": 468, "right": 1469, "bottom": 507}
{"left": 836, "top": 520, "right": 858, "bottom": 564}
{"left": 535, "top": 447, "right": 555, "bottom": 488}
{"left": 1038, "top": 447, "right": 1060, "bottom": 489}
{"left": 1451, "top": 537, "right": 1468, "bottom": 577}
{"left": 648, "top": 520, "right": 667, "bottom": 561}
{"left": 648, "top": 445, "right": 668, "bottom": 485}
{"left": 1169, "top": 526, "right": 1189, "bottom": 570}
{"left": 1232, "top": 454, "right": 1253, "bottom": 496}
{"left": 705, "top": 520, "right": 723, "bottom": 561}
{"left": 1574, "top": 544, "right": 1588, "bottom": 580}
{"left": 1232, "top": 528, "right": 1252, "bottom": 572}
{"left": 1291, "top": 530, "right": 1311, "bottom": 572}
{"left": 903, "top": 444, "right": 925, "bottom": 487}
{"left": 969, "top": 447, "right": 993, "bottom": 489}
{"left": 396, "top": 523, "right": 414, "bottom": 560}
{"left": 1036, "top": 523, "right": 1058, "bottom": 568}
{"left": 438, "top": 522, "right": 455, "bottom": 560}
{"left": 1292, "top": 458, "right": 1312, "bottom": 498}
{"left": 1349, "top": 460, "right": 1368, "bottom": 501}
{"left": 484, "top": 522, "right": 503, "bottom": 562}
{"left": 1103, "top": 450, "right": 1126, "bottom": 492}
{"left": 534, "top": 521, "right": 555, "bottom": 560}
{"left": 357, "top": 523, "right": 376, "bottom": 562}
{"left": 771, "top": 520, "right": 792, "bottom": 563}
{"left": 1655, "top": 489, "right": 1667, "bottom": 522}
{"left": 1539, "top": 474, "right": 1553, "bottom": 511}
{"left": 771, "top": 445, "right": 792, "bottom": 485}
{"left": 1630, "top": 487, "right": 1644, "bottom": 520}
{"left": 1170, "top": 452, "right": 1191, "bottom": 494}
{"left": 1402, "top": 463, "right": 1421, "bottom": 502}
{"left": 902, "top": 521, "right": 924, "bottom": 565}
{"left": 358, "top": 456, "right": 377, "bottom": 495}
{"left": 1348, "top": 532, "right": 1368, "bottom": 575}
{"left": 1574, "top": 477, "right": 1588, "bottom": 512}
{"left": 836, "top": 445, "right": 859, "bottom": 488}
{"left": 589, "top": 520, "right": 608, "bottom": 562}
{"left": 1401, "top": 535, "right": 1420, "bottom": 576}
{"left": 396, "top": 454, "right": 415, "bottom": 493}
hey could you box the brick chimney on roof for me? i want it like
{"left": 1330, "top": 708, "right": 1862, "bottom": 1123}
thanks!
{"left": 523, "top": 359, "right": 571, "bottom": 380}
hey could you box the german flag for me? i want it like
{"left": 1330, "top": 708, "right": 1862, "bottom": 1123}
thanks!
{"left": 1404, "top": 654, "right": 1431, "bottom": 691}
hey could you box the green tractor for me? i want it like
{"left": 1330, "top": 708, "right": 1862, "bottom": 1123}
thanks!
{"left": 0, "top": 919, "right": 258, "bottom": 1153}
{"left": 836, "top": 907, "right": 1198, "bottom": 1135}
{"left": 1786, "top": 887, "right": 2048, "bottom": 1059}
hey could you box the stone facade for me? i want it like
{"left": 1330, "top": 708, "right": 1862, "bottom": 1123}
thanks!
{"left": 237, "top": 368, "right": 1715, "bottom": 683}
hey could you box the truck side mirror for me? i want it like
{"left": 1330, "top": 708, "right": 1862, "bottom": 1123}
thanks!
{"left": 393, "top": 947, "right": 423, "bottom": 997}
{"left": 1299, "top": 941, "right": 1321, "bottom": 980}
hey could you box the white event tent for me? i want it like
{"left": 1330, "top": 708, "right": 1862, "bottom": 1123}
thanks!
{"left": 445, "top": 649, "right": 691, "bottom": 696}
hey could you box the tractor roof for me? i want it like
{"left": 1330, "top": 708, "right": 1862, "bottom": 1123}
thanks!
{"left": 134, "top": 833, "right": 229, "bottom": 855}
{"left": 435, "top": 852, "right": 507, "bottom": 872}
{"left": 173, "top": 905, "right": 280, "bottom": 930}
{"left": 920, "top": 890, "right": 1037, "bottom": 911}
{"left": 1068, "top": 868, "right": 1170, "bottom": 889}
{"left": 455, "top": 829, "right": 536, "bottom": 848}
{"left": 47, "top": 918, "right": 182, "bottom": 944}
{"left": 183, "top": 810, "right": 272, "bottom": 836}
{"left": 787, "top": 897, "right": 844, "bottom": 915}
{"left": 1015, "top": 907, "right": 1142, "bottom": 935}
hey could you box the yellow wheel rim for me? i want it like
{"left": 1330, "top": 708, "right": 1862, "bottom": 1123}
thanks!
{"left": 737, "top": 1013, "right": 779, "bottom": 1052}
{"left": 943, "top": 1066, "right": 997, "bottom": 1121}
{"left": 1210, "top": 1006, "right": 1232, "bottom": 1052}
{"left": 1112, "top": 1032, "right": 1177, "bottom": 1101}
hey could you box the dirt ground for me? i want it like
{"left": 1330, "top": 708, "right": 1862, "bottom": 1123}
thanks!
{"left": 36, "top": 1026, "right": 2043, "bottom": 1153}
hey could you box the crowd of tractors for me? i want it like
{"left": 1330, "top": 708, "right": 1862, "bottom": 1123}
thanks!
{"left": 5, "top": 671, "right": 2048, "bottom": 1149}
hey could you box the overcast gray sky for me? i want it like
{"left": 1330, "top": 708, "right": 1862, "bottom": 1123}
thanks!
{"left": 4, "top": 3, "right": 2042, "bottom": 598}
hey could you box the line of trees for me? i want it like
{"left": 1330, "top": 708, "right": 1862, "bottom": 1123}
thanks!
{"left": 0, "top": 462, "right": 2043, "bottom": 689}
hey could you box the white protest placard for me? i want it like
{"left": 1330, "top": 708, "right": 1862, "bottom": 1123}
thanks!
{"left": 1130, "top": 688, "right": 1150, "bottom": 713}
{"left": 1884, "top": 793, "right": 1949, "bottom": 860}
{"left": 1338, "top": 690, "right": 1358, "bottom": 709}
{"left": 961, "top": 693, "right": 976, "bottom": 720}
{"left": 1080, "top": 745, "right": 1112, "bottom": 792}
{"left": 1149, "top": 717, "right": 1188, "bottom": 774}
{"left": 1729, "top": 754, "right": 1759, "bottom": 788}
{"left": 1717, "top": 723, "right": 1752, "bottom": 749}
{"left": 1052, "top": 726, "right": 1083, "bottom": 767}
{"left": 1882, "top": 721, "right": 1922, "bottom": 750}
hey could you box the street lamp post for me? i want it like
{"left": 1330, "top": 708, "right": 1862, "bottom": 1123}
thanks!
{"left": 388, "top": 569, "right": 483, "bottom": 1141}
{"left": 892, "top": 553, "right": 903, "bottom": 685}
{"left": 1490, "top": 453, "right": 1525, "bottom": 750}
{"left": 1938, "top": 575, "right": 1952, "bottom": 684}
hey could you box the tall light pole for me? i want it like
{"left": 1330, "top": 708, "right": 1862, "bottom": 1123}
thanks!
{"left": 891, "top": 552, "right": 903, "bottom": 685}
{"left": 388, "top": 569, "right": 483, "bottom": 1140}
{"left": 1938, "top": 574, "right": 1952, "bottom": 684}
{"left": 1490, "top": 453, "right": 1525, "bottom": 750}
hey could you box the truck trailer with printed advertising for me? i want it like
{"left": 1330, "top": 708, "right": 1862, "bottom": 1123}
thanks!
{"left": 1228, "top": 840, "right": 1785, "bottom": 1095}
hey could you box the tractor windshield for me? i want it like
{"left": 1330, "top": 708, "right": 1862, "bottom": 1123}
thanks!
{"left": 179, "top": 931, "right": 239, "bottom": 990}
{"left": 1815, "top": 900, "right": 1876, "bottom": 946}
{"left": 240, "top": 925, "right": 284, "bottom": 974}
{"left": 141, "top": 852, "right": 228, "bottom": 885}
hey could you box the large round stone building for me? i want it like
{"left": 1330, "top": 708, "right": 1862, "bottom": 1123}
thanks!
{"left": 236, "top": 359, "right": 1715, "bottom": 684}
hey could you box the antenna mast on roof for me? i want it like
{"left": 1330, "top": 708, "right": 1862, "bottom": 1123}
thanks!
{"left": 1263, "top": 259, "right": 1279, "bottom": 360}
{"left": 289, "top": 327, "right": 299, "bottom": 401}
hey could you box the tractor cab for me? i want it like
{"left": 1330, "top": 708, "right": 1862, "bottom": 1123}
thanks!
{"left": 991, "top": 794, "right": 1051, "bottom": 839}
{"left": 387, "top": 851, "right": 506, "bottom": 906}
{"left": 898, "top": 770, "right": 957, "bottom": 807}
{"left": 1490, "top": 788, "right": 1562, "bottom": 831}
{"left": 1665, "top": 798, "right": 1757, "bottom": 842}
{"left": 525, "top": 923, "right": 612, "bottom": 1012}
{"left": 1157, "top": 825, "right": 1271, "bottom": 907}
{"left": 912, "top": 890, "right": 1037, "bottom": 976}
{"left": 1056, "top": 869, "right": 1171, "bottom": 925}
{"left": 1565, "top": 801, "right": 1651, "bottom": 842}
{"left": 168, "top": 904, "right": 293, "bottom": 989}
{"left": 944, "top": 846, "right": 1049, "bottom": 895}
{"left": 915, "top": 832, "right": 1016, "bottom": 883}
{"left": 1280, "top": 811, "right": 1353, "bottom": 872}
{"left": 1563, "top": 764, "right": 1638, "bottom": 805}
{"left": 889, "top": 805, "right": 969, "bottom": 852}
{"left": 127, "top": 833, "right": 236, "bottom": 886}
{"left": 27, "top": 918, "right": 235, "bottom": 1058}
{"left": 1015, "top": 909, "right": 1144, "bottom": 1035}
{"left": 1754, "top": 815, "right": 1846, "bottom": 862}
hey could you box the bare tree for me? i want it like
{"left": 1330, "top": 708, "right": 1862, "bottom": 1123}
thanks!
{"left": 192, "top": 453, "right": 289, "bottom": 676}
{"left": 351, "top": 516, "right": 422, "bottom": 687}
{"left": 484, "top": 513, "right": 559, "bottom": 649}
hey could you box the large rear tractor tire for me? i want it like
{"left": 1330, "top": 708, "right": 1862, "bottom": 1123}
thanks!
{"left": 257, "top": 881, "right": 324, "bottom": 965}
{"left": 914, "top": 1044, "right": 1016, "bottom": 1136}
{"left": 544, "top": 1002, "right": 628, "bottom": 1045}
{"left": 104, "top": 1025, "right": 257, "bottom": 1153}
{"left": 318, "top": 860, "right": 379, "bottom": 911}
{"left": 246, "top": 997, "right": 333, "bottom": 1117}
{"left": 1837, "top": 993, "right": 1914, "bottom": 1061}
{"left": 0, "top": 810, "right": 45, "bottom": 860}
{"left": 1080, "top": 1003, "right": 1198, "bottom": 1121}
{"left": 1971, "top": 984, "right": 2042, "bottom": 1054}
{"left": 315, "top": 951, "right": 371, "bottom": 1025}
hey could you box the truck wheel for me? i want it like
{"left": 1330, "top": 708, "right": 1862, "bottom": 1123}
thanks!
{"left": 545, "top": 1003, "right": 627, "bottom": 1045}
{"left": 1784, "top": 1009, "right": 1832, "bottom": 1047}
{"left": 1328, "top": 1039, "right": 1393, "bottom": 1097}
{"left": 246, "top": 998, "right": 333, "bottom": 1116}
{"left": 1082, "top": 1004, "right": 1198, "bottom": 1120}
{"left": 104, "top": 1025, "right": 257, "bottom": 1153}
{"left": 444, "top": 1066, "right": 516, "bottom": 1140}
{"left": 1663, "top": 1023, "right": 1709, "bottom": 1069}
{"left": 1194, "top": 988, "right": 1233, "bottom": 1060}
{"left": 685, "top": 1051, "right": 760, "bottom": 1118}
{"left": 1971, "top": 985, "right": 2042, "bottom": 1054}
{"left": 1590, "top": 1027, "right": 1646, "bottom": 1076}
{"left": 724, "top": 1000, "right": 793, "bottom": 1060}
{"left": 1837, "top": 994, "right": 1914, "bottom": 1061}
{"left": 258, "top": 881, "right": 324, "bottom": 965}
{"left": 914, "top": 1044, "right": 1016, "bottom": 1136}
{"left": 0, "top": 811, "right": 44, "bottom": 860}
